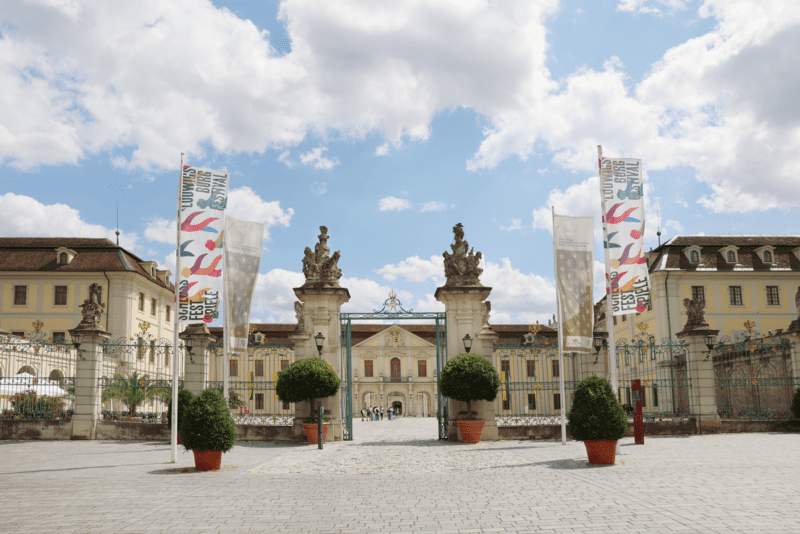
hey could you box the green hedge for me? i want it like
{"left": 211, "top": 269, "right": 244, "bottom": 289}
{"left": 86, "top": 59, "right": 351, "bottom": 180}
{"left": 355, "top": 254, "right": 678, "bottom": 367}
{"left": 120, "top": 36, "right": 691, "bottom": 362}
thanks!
{"left": 181, "top": 389, "right": 237, "bottom": 453}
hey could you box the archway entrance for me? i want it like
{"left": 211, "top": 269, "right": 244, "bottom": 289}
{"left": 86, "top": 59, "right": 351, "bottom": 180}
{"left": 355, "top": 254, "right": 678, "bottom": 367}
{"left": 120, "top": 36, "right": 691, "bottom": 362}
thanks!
{"left": 341, "top": 292, "right": 447, "bottom": 440}
{"left": 392, "top": 400, "right": 403, "bottom": 415}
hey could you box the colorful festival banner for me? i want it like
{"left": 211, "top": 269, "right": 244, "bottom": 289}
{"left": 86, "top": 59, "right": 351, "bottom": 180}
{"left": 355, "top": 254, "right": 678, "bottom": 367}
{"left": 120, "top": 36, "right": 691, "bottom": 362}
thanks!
{"left": 224, "top": 216, "right": 264, "bottom": 352}
{"left": 177, "top": 165, "right": 229, "bottom": 324}
{"left": 599, "top": 157, "right": 651, "bottom": 316}
{"left": 553, "top": 214, "right": 594, "bottom": 353}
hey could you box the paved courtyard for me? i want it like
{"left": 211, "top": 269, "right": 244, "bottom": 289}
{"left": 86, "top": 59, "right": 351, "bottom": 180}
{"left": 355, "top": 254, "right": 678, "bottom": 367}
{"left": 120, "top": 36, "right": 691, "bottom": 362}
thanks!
{"left": 1, "top": 417, "right": 798, "bottom": 533}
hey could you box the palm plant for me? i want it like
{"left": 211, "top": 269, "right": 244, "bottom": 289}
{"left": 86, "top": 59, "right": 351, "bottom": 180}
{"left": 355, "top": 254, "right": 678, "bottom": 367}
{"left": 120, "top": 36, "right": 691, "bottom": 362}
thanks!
{"left": 101, "top": 372, "right": 170, "bottom": 415}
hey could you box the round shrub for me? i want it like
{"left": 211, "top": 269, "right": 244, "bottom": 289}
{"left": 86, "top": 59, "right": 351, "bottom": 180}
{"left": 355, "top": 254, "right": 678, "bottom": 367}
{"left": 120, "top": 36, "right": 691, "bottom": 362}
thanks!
{"left": 166, "top": 388, "right": 194, "bottom": 431}
{"left": 276, "top": 358, "right": 341, "bottom": 409}
{"left": 438, "top": 353, "right": 501, "bottom": 419}
{"left": 181, "top": 389, "right": 237, "bottom": 453}
{"left": 792, "top": 388, "right": 800, "bottom": 420}
{"left": 567, "top": 375, "right": 628, "bottom": 442}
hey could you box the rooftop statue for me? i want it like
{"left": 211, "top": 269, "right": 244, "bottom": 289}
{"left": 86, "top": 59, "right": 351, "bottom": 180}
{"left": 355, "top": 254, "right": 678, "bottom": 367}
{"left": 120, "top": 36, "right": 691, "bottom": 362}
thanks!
{"left": 301, "top": 226, "right": 342, "bottom": 287}
{"left": 442, "top": 223, "right": 483, "bottom": 286}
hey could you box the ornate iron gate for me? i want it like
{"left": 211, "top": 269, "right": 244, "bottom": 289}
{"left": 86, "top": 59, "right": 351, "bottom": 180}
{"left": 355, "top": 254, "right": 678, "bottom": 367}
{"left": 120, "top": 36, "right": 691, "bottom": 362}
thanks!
{"left": 340, "top": 292, "right": 447, "bottom": 440}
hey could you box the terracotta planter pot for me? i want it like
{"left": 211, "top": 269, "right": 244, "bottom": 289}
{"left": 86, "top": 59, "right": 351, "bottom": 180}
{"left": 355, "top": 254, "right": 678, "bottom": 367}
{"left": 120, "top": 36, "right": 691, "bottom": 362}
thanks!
{"left": 177, "top": 430, "right": 182, "bottom": 445}
{"left": 192, "top": 450, "right": 222, "bottom": 471}
{"left": 457, "top": 420, "right": 485, "bottom": 443}
{"left": 302, "top": 422, "right": 330, "bottom": 444}
{"left": 584, "top": 440, "right": 617, "bottom": 464}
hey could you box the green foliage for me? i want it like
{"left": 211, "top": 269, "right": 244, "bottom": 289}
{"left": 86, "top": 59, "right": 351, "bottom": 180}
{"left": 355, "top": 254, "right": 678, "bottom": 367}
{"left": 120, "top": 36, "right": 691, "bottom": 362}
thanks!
{"left": 276, "top": 358, "right": 341, "bottom": 407}
{"left": 10, "top": 390, "right": 66, "bottom": 419}
{"left": 208, "top": 384, "right": 245, "bottom": 410}
{"left": 438, "top": 353, "right": 500, "bottom": 418}
{"left": 792, "top": 388, "right": 800, "bottom": 420}
{"left": 181, "top": 389, "right": 237, "bottom": 453}
{"left": 567, "top": 375, "right": 628, "bottom": 442}
{"left": 101, "top": 372, "right": 170, "bottom": 415}
{"left": 166, "top": 389, "right": 194, "bottom": 430}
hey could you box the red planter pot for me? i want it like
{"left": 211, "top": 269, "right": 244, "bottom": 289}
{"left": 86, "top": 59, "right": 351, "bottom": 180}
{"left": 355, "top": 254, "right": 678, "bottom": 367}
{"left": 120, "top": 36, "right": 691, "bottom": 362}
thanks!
{"left": 302, "top": 422, "right": 330, "bottom": 444}
{"left": 192, "top": 450, "right": 222, "bottom": 471}
{"left": 457, "top": 420, "right": 485, "bottom": 443}
{"left": 584, "top": 440, "right": 617, "bottom": 464}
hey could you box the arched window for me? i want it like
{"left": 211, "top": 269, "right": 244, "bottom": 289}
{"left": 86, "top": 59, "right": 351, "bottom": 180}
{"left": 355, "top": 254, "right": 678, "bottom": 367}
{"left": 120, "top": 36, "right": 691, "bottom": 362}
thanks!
{"left": 727, "top": 251, "right": 735, "bottom": 263}
{"left": 59, "top": 252, "right": 68, "bottom": 264}
{"left": 690, "top": 251, "right": 699, "bottom": 263}
{"left": 49, "top": 369, "right": 64, "bottom": 384}
{"left": 18, "top": 365, "right": 36, "bottom": 376}
{"left": 390, "top": 358, "right": 401, "bottom": 382}
{"left": 763, "top": 251, "right": 772, "bottom": 263}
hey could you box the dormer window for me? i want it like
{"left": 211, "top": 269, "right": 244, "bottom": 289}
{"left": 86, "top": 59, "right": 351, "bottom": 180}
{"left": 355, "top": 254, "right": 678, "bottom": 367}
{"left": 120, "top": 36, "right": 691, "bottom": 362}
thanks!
{"left": 754, "top": 245, "right": 776, "bottom": 265}
{"left": 690, "top": 251, "right": 699, "bottom": 263}
{"left": 719, "top": 245, "right": 739, "bottom": 265}
{"left": 55, "top": 247, "right": 77, "bottom": 265}
{"left": 727, "top": 251, "right": 735, "bottom": 262}
{"left": 140, "top": 261, "right": 158, "bottom": 278}
{"left": 682, "top": 245, "right": 702, "bottom": 265}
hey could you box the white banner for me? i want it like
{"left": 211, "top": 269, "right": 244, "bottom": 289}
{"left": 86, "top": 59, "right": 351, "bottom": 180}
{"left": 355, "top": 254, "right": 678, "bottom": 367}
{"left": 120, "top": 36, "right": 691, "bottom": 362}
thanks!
{"left": 177, "top": 165, "right": 229, "bottom": 324}
{"left": 599, "top": 157, "right": 651, "bottom": 316}
{"left": 553, "top": 214, "right": 594, "bottom": 353}
{"left": 224, "top": 216, "right": 263, "bottom": 352}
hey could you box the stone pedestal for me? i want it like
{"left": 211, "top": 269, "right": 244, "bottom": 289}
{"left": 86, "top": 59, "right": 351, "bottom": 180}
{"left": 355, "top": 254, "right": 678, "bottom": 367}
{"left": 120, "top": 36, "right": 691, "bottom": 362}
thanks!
{"left": 676, "top": 328, "right": 721, "bottom": 434}
{"left": 578, "top": 350, "right": 607, "bottom": 382}
{"left": 435, "top": 285, "right": 498, "bottom": 441}
{"left": 179, "top": 323, "right": 216, "bottom": 396}
{"left": 292, "top": 285, "right": 350, "bottom": 441}
{"left": 69, "top": 326, "right": 112, "bottom": 439}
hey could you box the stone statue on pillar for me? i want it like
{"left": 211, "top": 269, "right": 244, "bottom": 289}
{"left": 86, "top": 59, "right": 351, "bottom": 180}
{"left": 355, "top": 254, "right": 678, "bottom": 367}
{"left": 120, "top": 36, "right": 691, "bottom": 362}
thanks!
{"left": 77, "top": 283, "right": 105, "bottom": 329}
{"left": 301, "top": 226, "right": 342, "bottom": 288}
{"left": 679, "top": 296, "right": 709, "bottom": 334}
{"left": 787, "top": 287, "right": 800, "bottom": 332}
{"left": 442, "top": 223, "right": 483, "bottom": 286}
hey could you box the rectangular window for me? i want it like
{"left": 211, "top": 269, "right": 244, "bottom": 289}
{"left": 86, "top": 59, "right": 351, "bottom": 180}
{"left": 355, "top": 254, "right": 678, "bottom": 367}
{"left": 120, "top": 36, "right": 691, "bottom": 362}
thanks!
{"left": 613, "top": 317, "right": 617, "bottom": 325}
{"left": 691, "top": 286, "right": 705, "bottom": 302}
{"left": 255, "top": 393, "right": 264, "bottom": 410}
{"left": 137, "top": 338, "right": 144, "bottom": 359}
{"left": 230, "top": 359, "right": 238, "bottom": 377}
{"left": 52, "top": 332, "right": 66, "bottom": 344}
{"left": 526, "top": 360, "right": 535, "bottom": 378}
{"left": 417, "top": 360, "right": 427, "bottom": 377}
{"left": 625, "top": 387, "right": 632, "bottom": 406}
{"left": 139, "top": 292, "right": 145, "bottom": 311}
{"left": 527, "top": 393, "right": 536, "bottom": 411}
{"left": 766, "top": 286, "right": 780, "bottom": 306}
{"left": 149, "top": 340, "right": 156, "bottom": 363}
{"left": 621, "top": 314, "right": 627, "bottom": 322}
{"left": 151, "top": 298, "right": 157, "bottom": 316}
{"left": 54, "top": 285, "right": 68, "bottom": 306}
{"left": 552, "top": 359, "right": 559, "bottom": 378}
{"left": 652, "top": 385, "right": 659, "bottom": 407}
{"left": 729, "top": 286, "right": 743, "bottom": 306}
{"left": 166, "top": 305, "right": 171, "bottom": 322}
{"left": 554, "top": 393, "right": 561, "bottom": 410}
{"left": 255, "top": 360, "right": 264, "bottom": 377}
{"left": 14, "top": 286, "right": 27, "bottom": 306}
{"left": 365, "top": 360, "right": 374, "bottom": 377}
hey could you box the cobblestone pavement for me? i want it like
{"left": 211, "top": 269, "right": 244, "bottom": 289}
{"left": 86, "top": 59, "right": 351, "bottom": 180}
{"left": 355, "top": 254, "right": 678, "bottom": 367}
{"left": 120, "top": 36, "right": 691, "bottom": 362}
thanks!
{"left": 2, "top": 417, "right": 799, "bottom": 533}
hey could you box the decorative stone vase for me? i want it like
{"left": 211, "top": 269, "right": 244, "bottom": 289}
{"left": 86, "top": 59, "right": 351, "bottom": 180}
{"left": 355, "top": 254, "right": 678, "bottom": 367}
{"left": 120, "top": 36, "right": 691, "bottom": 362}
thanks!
{"left": 457, "top": 420, "right": 485, "bottom": 443}
{"left": 584, "top": 440, "right": 617, "bottom": 464}
{"left": 192, "top": 450, "right": 222, "bottom": 471}
{"left": 302, "top": 422, "right": 330, "bottom": 444}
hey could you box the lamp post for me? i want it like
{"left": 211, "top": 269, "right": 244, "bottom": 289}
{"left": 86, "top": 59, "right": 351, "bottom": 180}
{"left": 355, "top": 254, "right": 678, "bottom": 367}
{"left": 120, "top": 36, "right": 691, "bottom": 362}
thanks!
{"left": 593, "top": 333, "right": 605, "bottom": 364}
{"left": 702, "top": 333, "right": 716, "bottom": 362}
{"left": 314, "top": 333, "right": 325, "bottom": 358}
{"left": 462, "top": 334, "right": 473, "bottom": 353}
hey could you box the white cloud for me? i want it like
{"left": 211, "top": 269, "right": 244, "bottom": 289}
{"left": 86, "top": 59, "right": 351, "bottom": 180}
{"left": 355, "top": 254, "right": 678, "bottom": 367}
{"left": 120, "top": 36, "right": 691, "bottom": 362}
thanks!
{"left": 277, "top": 150, "right": 295, "bottom": 168}
{"left": 617, "top": 0, "right": 687, "bottom": 15}
{"left": 0, "top": 192, "right": 140, "bottom": 251}
{"left": 420, "top": 201, "right": 446, "bottom": 212}
{"left": 299, "top": 146, "right": 340, "bottom": 170}
{"left": 144, "top": 187, "right": 293, "bottom": 243}
{"left": 251, "top": 268, "right": 306, "bottom": 323}
{"left": 480, "top": 257, "right": 556, "bottom": 324}
{"left": 532, "top": 176, "right": 599, "bottom": 232}
{"left": 500, "top": 218, "right": 522, "bottom": 231}
{"left": 376, "top": 255, "right": 443, "bottom": 282}
{"left": 378, "top": 196, "right": 411, "bottom": 212}
{"left": 375, "top": 142, "right": 390, "bottom": 156}
{"left": 311, "top": 182, "right": 327, "bottom": 195}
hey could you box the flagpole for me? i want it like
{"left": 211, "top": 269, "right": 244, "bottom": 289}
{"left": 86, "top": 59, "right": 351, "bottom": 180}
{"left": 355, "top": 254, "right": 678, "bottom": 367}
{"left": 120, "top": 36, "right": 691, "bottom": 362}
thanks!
{"left": 171, "top": 153, "right": 183, "bottom": 463}
{"left": 222, "top": 214, "right": 229, "bottom": 408}
{"left": 552, "top": 207, "right": 567, "bottom": 445}
{"left": 597, "top": 145, "right": 620, "bottom": 456}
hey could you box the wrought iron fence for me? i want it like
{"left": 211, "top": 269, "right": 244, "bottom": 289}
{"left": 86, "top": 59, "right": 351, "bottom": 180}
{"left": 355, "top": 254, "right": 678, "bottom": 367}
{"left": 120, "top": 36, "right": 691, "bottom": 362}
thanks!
{"left": 1, "top": 327, "right": 76, "bottom": 420}
{"left": 615, "top": 334, "right": 693, "bottom": 421}
{"left": 713, "top": 334, "right": 798, "bottom": 421}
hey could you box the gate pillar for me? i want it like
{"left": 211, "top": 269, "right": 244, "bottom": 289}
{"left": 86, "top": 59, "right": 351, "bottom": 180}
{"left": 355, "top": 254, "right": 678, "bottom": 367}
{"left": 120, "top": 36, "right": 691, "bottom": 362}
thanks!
{"left": 676, "top": 328, "right": 721, "bottom": 434}
{"left": 435, "top": 285, "right": 497, "bottom": 441}
{"left": 69, "top": 325, "right": 111, "bottom": 440}
{"left": 179, "top": 323, "right": 216, "bottom": 396}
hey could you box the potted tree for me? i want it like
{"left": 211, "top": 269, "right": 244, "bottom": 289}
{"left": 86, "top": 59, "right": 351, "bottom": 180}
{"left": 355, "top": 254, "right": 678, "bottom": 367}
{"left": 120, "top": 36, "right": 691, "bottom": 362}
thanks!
{"left": 438, "top": 353, "right": 501, "bottom": 443}
{"left": 276, "top": 358, "right": 341, "bottom": 444}
{"left": 181, "top": 388, "right": 237, "bottom": 471}
{"left": 166, "top": 389, "right": 194, "bottom": 445}
{"left": 567, "top": 375, "right": 628, "bottom": 464}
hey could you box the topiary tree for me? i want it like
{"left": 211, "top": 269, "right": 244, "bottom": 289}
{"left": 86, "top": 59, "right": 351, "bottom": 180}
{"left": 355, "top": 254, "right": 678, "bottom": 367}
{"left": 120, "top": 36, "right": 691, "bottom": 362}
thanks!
{"left": 276, "top": 358, "right": 341, "bottom": 419}
{"left": 181, "top": 389, "right": 237, "bottom": 453}
{"left": 166, "top": 388, "right": 194, "bottom": 432}
{"left": 567, "top": 375, "right": 628, "bottom": 442}
{"left": 438, "top": 353, "right": 501, "bottom": 420}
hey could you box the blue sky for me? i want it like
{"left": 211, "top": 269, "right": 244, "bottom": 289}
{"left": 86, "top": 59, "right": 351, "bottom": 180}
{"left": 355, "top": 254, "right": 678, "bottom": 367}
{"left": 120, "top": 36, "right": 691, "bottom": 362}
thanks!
{"left": 2, "top": 0, "right": 799, "bottom": 325}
